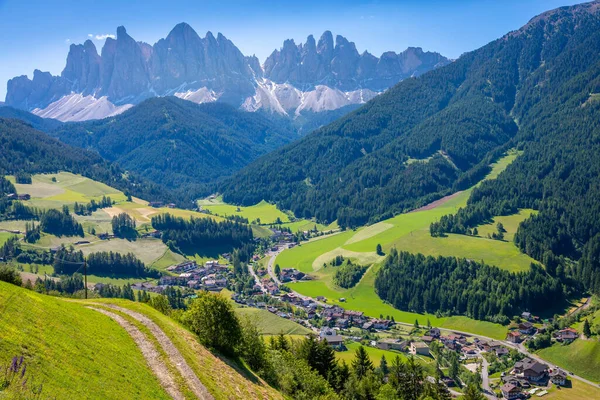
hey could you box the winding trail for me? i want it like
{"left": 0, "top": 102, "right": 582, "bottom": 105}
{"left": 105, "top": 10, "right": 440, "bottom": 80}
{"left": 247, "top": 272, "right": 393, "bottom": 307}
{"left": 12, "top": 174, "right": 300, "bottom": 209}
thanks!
{"left": 103, "top": 304, "right": 215, "bottom": 400}
{"left": 88, "top": 306, "right": 185, "bottom": 400}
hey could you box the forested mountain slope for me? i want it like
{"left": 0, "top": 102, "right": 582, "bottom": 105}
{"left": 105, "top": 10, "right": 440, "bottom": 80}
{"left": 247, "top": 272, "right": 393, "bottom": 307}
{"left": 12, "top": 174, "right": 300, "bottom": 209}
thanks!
{"left": 0, "top": 105, "right": 62, "bottom": 131}
{"left": 52, "top": 97, "right": 297, "bottom": 196}
{"left": 0, "top": 118, "right": 172, "bottom": 204}
{"left": 222, "top": 1, "right": 600, "bottom": 229}
{"left": 429, "top": 2, "right": 600, "bottom": 297}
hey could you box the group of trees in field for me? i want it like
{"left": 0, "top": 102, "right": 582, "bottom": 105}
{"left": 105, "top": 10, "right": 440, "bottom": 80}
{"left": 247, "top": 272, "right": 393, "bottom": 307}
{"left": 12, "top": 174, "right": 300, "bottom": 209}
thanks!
{"left": 375, "top": 249, "right": 564, "bottom": 324}
{"left": 111, "top": 212, "right": 137, "bottom": 239}
{"left": 39, "top": 207, "right": 84, "bottom": 237}
{"left": 52, "top": 246, "right": 157, "bottom": 278}
{"left": 73, "top": 196, "right": 113, "bottom": 216}
{"left": 151, "top": 213, "right": 253, "bottom": 252}
{"left": 333, "top": 260, "right": 369, "bottom": 289}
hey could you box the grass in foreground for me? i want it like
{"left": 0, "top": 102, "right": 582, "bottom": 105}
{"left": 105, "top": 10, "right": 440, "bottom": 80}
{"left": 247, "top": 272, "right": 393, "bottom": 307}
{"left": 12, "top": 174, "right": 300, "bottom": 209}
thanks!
{"left": 0, "top": 281, "right": 170, "bottom": 399}
{"left": 90, "top": 298, "right": 283, "bottom": 399}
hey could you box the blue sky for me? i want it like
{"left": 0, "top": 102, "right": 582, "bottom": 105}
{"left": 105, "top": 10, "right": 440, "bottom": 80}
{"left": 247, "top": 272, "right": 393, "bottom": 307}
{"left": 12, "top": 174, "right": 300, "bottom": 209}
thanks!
{"left": 0, "top": 0, "right": 584, "bottom": 100}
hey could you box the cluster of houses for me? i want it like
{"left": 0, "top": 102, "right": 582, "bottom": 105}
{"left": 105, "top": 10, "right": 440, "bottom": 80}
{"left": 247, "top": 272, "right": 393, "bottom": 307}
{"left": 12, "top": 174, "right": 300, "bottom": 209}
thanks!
{"left": 132, "top": 260, "right": 232, "bottom": 293}
{"left": 500, "top": 357, "right": 568, "bottom": 399}
{"left": 148, "top": 201, "right": 176, "bottom": 208}
{"left": 278, "top": 268, "right": 305, "bottom": 283}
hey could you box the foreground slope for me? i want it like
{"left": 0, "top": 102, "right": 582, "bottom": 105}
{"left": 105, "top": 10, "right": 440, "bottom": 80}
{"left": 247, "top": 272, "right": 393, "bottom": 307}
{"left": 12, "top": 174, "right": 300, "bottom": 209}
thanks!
{"left": 0, "top": 282, "right": 282, "bottom": 399}
{"left": 222, "top": 1, "right": 600, "bottom": 229}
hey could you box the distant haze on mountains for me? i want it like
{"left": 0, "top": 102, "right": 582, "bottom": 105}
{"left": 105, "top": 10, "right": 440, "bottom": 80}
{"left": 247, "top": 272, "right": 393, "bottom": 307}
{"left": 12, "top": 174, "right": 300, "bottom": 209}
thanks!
{"left": 4, "top": 24, "right": 449, "bottom": 122}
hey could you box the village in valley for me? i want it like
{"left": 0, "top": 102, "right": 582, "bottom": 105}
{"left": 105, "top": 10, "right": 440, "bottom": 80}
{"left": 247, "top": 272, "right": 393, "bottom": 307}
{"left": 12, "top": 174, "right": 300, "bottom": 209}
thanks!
{"left": 120, "top": 227, "right": 593, "bottom": 400}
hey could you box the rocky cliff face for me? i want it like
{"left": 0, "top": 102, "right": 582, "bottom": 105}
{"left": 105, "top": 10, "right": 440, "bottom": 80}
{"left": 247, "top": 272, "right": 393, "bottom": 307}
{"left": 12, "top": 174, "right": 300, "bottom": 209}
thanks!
{"left": 264, "top": 32, "right": 450, "bottom": 91}
{"left": 5, "top": 24, "right": 448, "bottom": 121}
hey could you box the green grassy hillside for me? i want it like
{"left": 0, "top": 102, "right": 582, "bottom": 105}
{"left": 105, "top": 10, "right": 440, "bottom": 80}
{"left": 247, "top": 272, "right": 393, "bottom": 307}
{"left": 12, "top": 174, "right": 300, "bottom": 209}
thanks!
{"left": 0, "top": 281, "right": 282, "bottom": 399}
{"left": 235, "top": 307, "right": 312, "bottom": 336}
{"left": 0, "top": 281, "right": 170, "bottom": 399}
{"left": 279, "top": 151, "right": 537, "bottom": 339}
{"left": 537, "top": 340, "right": 600, "bottom": 383}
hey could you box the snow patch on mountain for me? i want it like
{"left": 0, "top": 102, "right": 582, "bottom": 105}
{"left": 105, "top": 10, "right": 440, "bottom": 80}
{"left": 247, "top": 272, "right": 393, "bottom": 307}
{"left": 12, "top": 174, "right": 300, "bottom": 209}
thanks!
{"left": 32, "top": 94, "right": 133, "bottom": 122}
{"left": 174, "top": 87, "right": 220, "bottom": 103}
{"left": 241, "top": 80, "right": 379, "bottom": 117}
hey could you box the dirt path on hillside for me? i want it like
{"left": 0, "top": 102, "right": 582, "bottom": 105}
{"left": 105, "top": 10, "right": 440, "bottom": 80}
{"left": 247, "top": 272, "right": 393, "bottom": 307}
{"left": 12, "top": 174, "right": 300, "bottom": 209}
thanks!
{"left": 409, "top": 191, "right": 464, "bottom": 213}
{"left": 88, "top": 307, "right": 185, "bottom": 400}
{"left": 104, "top": 304, "right": 214, "bottom": 400}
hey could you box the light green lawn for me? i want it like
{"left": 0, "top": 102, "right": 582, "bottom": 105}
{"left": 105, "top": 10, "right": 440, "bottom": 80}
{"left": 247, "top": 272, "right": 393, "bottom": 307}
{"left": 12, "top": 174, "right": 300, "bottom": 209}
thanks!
{"left": 537, "top": 340, "right": 600, "bottom": 383}
{"left": 201, "top": 198, "right": 290, "bottom": 224}
{"left": 150, "top": 249, "right": 188, "bottom": 271}
{"left": 10, "top": 172, "right": 127, "bottom": 210}
{"left": 0, "top": 281, "right": 170, "bottom": 399}
{"left": 336, "top": 342, "right": 435, "bottom": 374}
{"left": 544, "top": 378, "right": 600, "bottom": 400}
{"left": 0, "top": 231, "right": 17, "bottom": 245}
{"left": 235, "top": 307, "right": 312, "bottom": 335}
{"left": 78, "top": 237, "right": 170, "bottom": 265}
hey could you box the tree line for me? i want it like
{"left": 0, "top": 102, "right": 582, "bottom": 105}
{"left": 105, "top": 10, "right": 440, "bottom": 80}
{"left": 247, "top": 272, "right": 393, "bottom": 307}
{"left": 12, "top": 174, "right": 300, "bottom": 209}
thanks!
{"left": 375, "top": 249, "right": 564, "bottom": 324}
{"left": 53, "top": 246, "right": 157, "bottom": 278}
{"left": 151, "top": 213, "right": 253, "bottom": 252}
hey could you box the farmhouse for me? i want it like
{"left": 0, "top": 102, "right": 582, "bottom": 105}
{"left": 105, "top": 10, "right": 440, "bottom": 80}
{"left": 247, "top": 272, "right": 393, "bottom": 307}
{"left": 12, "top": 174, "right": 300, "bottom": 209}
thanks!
{"left": 549, "top": 368, "right": 567, "bottom": 386}
{"left": 148, "top": 201, "right": 163, "bottom": 208}
{"left": 506, "top": 331, "right": 522, "bottom": 343}
{"left": 376, "top": 339, "right": 407, "bottom": 351}
{"left": 555, "top": 328, "right": 578, "bottom": 342}
{"left": 167, "top": 260, "right": 197, "bottom": 273}
{"left": 409, "top": 342, "right": 429, "bottom": 356}
{"left": 514, "top": 357, "right": 547, "bottom": 382}
{"left": 17, "top": 194, "right": 30, "bottom": 200}
{"left": 501, "top": 383, "right": 521, "bottom": 399}
{"left": 428, "top": 327, "right": 441, "bottom": 338}
{"left": 518, "top": 321, "right": 535, "bottom": 335}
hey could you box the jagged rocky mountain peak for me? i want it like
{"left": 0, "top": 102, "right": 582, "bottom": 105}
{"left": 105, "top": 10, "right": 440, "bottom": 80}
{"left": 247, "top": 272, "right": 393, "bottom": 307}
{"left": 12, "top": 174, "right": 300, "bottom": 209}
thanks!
{"left": 5, "top": 24, "right": 449, "bottom": 121}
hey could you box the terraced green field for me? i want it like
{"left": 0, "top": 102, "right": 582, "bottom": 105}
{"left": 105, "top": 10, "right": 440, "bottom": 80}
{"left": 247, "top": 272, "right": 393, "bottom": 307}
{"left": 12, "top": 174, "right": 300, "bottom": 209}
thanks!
{"left": 199, "top": 196, "right": 338, "bottom": 232}
{"left": 280, "top": 150, "right": 535, "bottom": 339}
{"left": 199, "top": 198, "right": 290, "bottom": 224}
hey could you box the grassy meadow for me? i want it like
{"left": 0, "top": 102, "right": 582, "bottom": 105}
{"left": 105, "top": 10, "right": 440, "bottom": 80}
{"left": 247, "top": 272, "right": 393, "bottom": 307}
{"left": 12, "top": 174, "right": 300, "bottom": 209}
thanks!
{"left": 537, "top": 340, "right": 600, "bottom": 383}
{"left": 279, "top": 150, "right": 537, "bottom": 339}
{"left": 0, "top": 281, "right": 171, "bottom": 399}
{"left": 235, "top": 307, "right": 312, "bottom": 335}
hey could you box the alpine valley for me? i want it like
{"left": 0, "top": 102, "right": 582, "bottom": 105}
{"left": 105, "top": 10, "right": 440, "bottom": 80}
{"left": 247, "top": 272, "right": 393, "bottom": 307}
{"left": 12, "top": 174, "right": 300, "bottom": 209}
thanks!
{"left": 2, "top": 2, "right": 600, "bottom": 400}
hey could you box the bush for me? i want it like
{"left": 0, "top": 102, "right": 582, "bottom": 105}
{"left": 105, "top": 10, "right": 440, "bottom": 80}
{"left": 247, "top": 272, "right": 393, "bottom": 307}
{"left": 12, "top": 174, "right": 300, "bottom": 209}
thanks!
{"left": 0, "top": 265, "right": 22, "bottom": 286}
{"left": 182, "top": 291, "right": 242, "bottom": 355}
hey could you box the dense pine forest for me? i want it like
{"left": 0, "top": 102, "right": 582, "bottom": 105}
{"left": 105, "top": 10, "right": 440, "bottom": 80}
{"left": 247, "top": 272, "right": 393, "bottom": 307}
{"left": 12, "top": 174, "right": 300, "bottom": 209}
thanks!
{"left": 427, "top": 6, "right": 600, "bottom": 297}
{"left": 51, "top": 97, "right": 297, "bottom": 199}
{"left": 375, "top": 250, "right": 565, "bottom": 324}
{"left": 151, "top": 213, "right": 254, "bottom": 252}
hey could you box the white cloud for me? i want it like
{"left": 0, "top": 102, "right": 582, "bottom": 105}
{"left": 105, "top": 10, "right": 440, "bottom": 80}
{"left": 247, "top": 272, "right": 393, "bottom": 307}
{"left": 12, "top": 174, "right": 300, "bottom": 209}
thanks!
{"left": 65, "top": 39, "right": 71, "bottom": 44}
{"left": 88, "top": 34, "right": 93, "bottom": 38}
{"left": 94, "top": 34, "right": 116, "bottom": 40}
